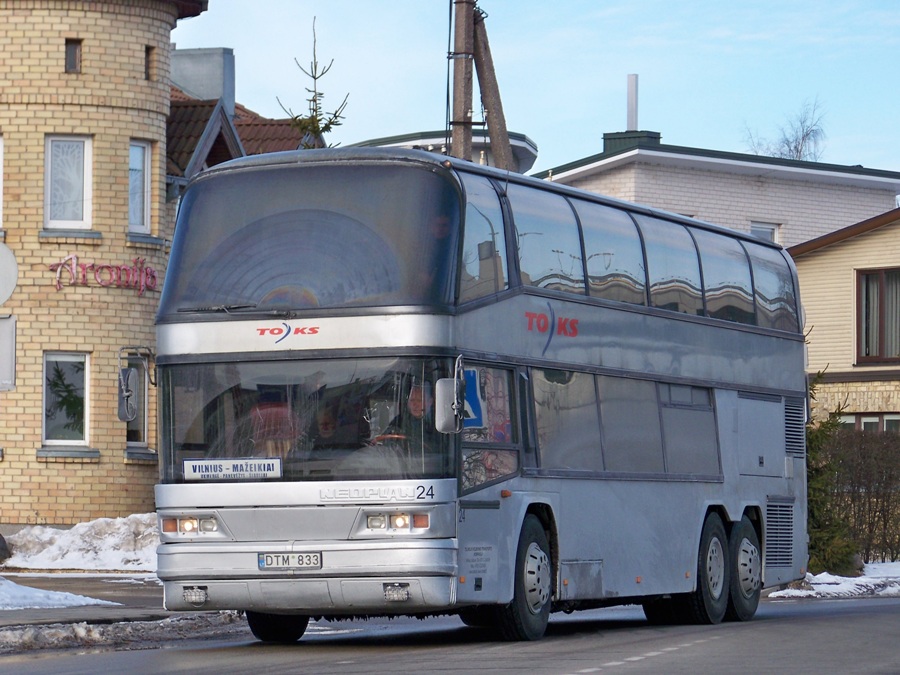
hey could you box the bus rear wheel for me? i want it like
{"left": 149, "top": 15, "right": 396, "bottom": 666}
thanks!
{"left": 725, "top": 515, "right": 761, "bottom": 621}
{"left": 682, "top": 512, "right": 729, "bottom": 624}
{"left": 496, "top": 514, "right": 552, "bottom": 641}
{"left": 246, "top": 611, "right": 309, "bottom": 643}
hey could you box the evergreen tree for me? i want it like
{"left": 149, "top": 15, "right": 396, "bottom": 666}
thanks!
{"left": 279, "top": 18, "right": 348, "bottom": 149}
{"left": 806, "top": 374, "right": 857, "bottom": 575}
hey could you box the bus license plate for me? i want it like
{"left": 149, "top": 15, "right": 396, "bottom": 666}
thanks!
{"left": 258, "top": 552, "right": 322, "bottom": 570}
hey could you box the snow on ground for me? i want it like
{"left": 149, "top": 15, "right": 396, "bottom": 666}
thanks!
{"left": 0, "top": 514, "right": 898, "bottom": 653}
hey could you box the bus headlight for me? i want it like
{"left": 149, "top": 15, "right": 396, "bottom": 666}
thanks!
{"left": 390, "top": 514, "right": 410, "bottom": 529}
{"left": 161, "top": 516, "right": 219, "bottom": 535}
{"left": 364, "top": 512, "right": 430, "bottom": 532}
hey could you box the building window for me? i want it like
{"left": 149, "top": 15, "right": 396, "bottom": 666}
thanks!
{"left": 45, "top": 135, "right": 92, "bottom": 229}
{"left": 839, "top": 413, "right": 900, "bottom": 432}
{"left": 44, "top": 353, "right": 88, "bottom": 445}
{"left": 65, "top": 39, "right": 82, "bottom": 74}
{"left": 859, "top": 268, "right": 900, "bottom": 362}
{"left": 144, "top": 45, "right": 156, "bottom": 81}
{"left": 126, "top": 356, "right": 148, "bottom": 446}
{"left": 838, "top": 415, "right": 857, "bottom": 430}
{"left": 750, "top": 221, "right": 780, "bottom": 243}
{"left": 129, "top": 141, "right": 151, "bottom": 234}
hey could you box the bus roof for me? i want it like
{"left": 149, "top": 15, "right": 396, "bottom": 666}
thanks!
{"left": 192, "top": 147, "right": 788, "bottom": 252}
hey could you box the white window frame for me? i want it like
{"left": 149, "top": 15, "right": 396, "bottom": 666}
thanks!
{"left": 45, "top": 135, "right": 93, "bottom": 230}
{"left": 750, "top": 221, "right": 780, "bottom": 243}
{"left": 884, "top": 415, "right": 900, "bottom": 433}
{"left": 129, "top": 140, "right": 151, "bottom": 235}
{"left": 43, "top": 352, "right": 89, "bottom": 446}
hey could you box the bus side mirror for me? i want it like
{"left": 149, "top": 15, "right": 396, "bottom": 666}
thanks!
{"left": 117, "top": 367, "right": 138, "bottom": 422}
{"left": 435, "top": 377, "right": 467, "bottom": 434}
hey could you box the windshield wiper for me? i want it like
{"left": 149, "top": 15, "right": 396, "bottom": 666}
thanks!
{"left": 177, "top": 303, "right": 258, "bottom": 313}
{"left": 176, "top": 303, "right": 296, "bottom": 318}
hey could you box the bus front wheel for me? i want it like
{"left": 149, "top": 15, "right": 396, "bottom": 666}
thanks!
{"left": 725, "top": 515, "right": 761, "bottom": 621}
{"left": 496, "top": 514, "right": 552, "bottom": 641}
{"left": 683, "top": 512, "right": 729, "bottom": 624}
{"left": 246, "top": 611, "right": 309, "bottom": 643}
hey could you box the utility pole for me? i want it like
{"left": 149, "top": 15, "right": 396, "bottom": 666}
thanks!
{"left": 450, "top": 0, "right": 514, "bottom": 170}
{"left": 473, "top": 6, "right": 514, "bottom": 171}
{"left": 450, "top": 0, "right": 474, "bottom": 162}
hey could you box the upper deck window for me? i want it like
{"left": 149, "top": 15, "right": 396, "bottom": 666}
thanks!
{"left": 507, "top": 184, "right": 585, "bottom": 295}
{"left": 574, "top": 200, "right": 646, "bottom": 306}
{"left": 158, "top": 164, "right": 461, "bottom": 317}
{"left": 691, "top": 227, "right": 755, "bottom": 325}
{"left": 744, "top": 242, "right": 799, "bottom": 332}
{"left": 635, "top": 215, "right": 703, "bottom": 316}
{"left": 458, "top": 173, "right": 508, "bottom": 302}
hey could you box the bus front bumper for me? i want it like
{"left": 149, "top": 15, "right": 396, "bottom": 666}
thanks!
{"left": 158, "top": 539, "right": 458, "bottom": 614}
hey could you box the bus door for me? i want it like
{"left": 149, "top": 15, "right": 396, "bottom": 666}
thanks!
{"left": 455, "top": 365, "right": 522, "bottom": 604}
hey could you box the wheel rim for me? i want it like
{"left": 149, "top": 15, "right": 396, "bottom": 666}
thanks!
{"left": 736, "top": 536, "right": 761, "bottom": 598}
{"left": 706, "top": 536, "right": 726, "bottom": 600}
{"left": 523, "top": 541, "right": 551, "bottom": 614}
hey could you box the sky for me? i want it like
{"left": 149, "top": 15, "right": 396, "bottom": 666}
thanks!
{"left": 0, "top": 513, "right": 898, "bottom": 650}
{"left": 169, "top": 0, "right": 900, "bottom": 175}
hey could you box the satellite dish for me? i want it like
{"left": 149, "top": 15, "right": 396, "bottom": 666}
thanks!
{"left": 0, "top": 244, "right": 18, "bottom": 306}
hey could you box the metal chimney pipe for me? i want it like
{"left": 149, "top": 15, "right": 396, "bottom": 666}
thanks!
{"left": 627, "top": 74, "right": 638, "bottom": 131}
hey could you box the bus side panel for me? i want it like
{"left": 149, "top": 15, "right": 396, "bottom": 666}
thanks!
{"left": 550, "top": 477, "right": 701, "bottom": 599}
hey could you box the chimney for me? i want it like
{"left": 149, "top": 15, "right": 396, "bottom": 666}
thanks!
{"left": 171, "top": 47, "right": 236, "bottom": 118}
{"left": 627, "top": 74, "right": 638, "bottom": 131}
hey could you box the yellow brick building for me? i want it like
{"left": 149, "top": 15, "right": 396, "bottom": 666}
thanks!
{"left": 0, "top": 0, "right": 206, "bottom": 530}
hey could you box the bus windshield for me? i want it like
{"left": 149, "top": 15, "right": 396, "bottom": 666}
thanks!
{"left": 159, "top": 357, "right": 453, "bottom": 483}
{"left": 157, "top": 163, "right": 461, "bottom": 317}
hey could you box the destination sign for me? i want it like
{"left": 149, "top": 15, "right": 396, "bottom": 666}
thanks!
{"left": 183, "top": 458, "right": 283, "bottom": 481}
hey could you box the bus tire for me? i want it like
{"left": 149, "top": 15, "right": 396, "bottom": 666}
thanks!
{"left": 683, "top": 512, "right": 729, "bottom": 624}
{"left": 246, "top": 611, "right": 309, "bottom": 643}
{"left": 725, "top": 515, "right": 762, "bottom": 621}
{"left": 496, "top": 514, "right": 552, "bottom": 641}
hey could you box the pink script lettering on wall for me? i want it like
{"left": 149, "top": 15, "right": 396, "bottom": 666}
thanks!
{"left": 49, "top": 255, "right": 159, "bottom": 295}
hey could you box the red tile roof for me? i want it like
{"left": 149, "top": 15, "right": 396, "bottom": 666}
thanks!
{"left": 167, "top": 99, "right": 219, "bottom": 176}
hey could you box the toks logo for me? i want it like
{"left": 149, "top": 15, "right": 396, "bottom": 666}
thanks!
{"left": 257, "top": 323, "right": 320, "bottom": 344}
{"left": 526, "top": 303, "right": 578, "bottom": 356}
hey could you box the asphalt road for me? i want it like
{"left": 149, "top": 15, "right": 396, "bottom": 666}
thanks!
{"left": 2, "top": 596, "right": 900, "bottom": 674}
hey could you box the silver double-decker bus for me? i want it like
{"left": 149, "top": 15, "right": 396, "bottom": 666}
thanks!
{"left": 153, "top": 148, "right": 807, "bottom": 642}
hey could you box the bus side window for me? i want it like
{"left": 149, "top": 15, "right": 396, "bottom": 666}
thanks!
{"left": 691, "top": 227, "right": 756, "bottom": 325}
{"left": 507, "top": 183, "right": 586, "bottom": 295}
{"left": 597, "top": 375, "right": 664, "bottom": 473}
{"left": 634, "top": 215, "right": 703, "bottom": 316}
{"left": 575, "top": 200, "right": 647, "bottom": 306}
{"left": 744, "top": 242, "right": 800, "bottom": 332}
{"left": 458, "top": 173, "right": 508, "bottom": 302}
{"left": 532, "top": 369, "right": 603, "bottom": 472}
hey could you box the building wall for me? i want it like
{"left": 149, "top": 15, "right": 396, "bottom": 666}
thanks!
{"left": 567, "top": 161, "right": 897, "bottom": 248}
{"left": 812, "top": 380, "right": 900, "bottom": 425}
{"left": 0, "top": 0, "right": 180, "bottom": 528}
{"left": 793, "top": 221, "right": 900, "bottom": 422}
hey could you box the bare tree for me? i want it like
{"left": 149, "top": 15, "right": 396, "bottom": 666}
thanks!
{"left": 745, "top": 97, "right": 826, "bottom": 162}
{"left": 278, "top": 18, "right": 349, "bottom": 149}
